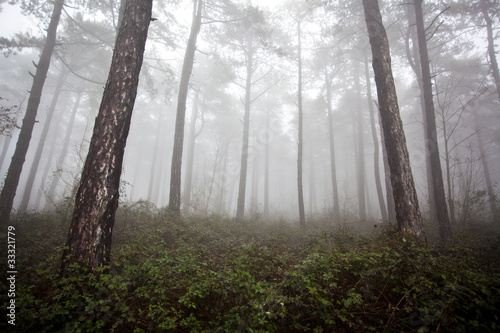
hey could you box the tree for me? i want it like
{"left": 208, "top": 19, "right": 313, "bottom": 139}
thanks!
{"left": 0, "top": 0, "right": 64, "bottom": 225}
{"left": 61, "top": 0, "right": 153, "bottom": 273}
{"left": 480, "top": 0, "right": 500, "bottom": 103}
{"left": 414, "top": 0, "right": 452, "bottom": 239}
{"left": 169, "top": 0, "right": 203, "bottom": 213}
{"left": 362, "top": 0, "right": 426, "bottom": 241}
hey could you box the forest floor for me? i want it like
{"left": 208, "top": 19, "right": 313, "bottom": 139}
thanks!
{"left": 2, "top": 200, "right": 500, "bottom": 332}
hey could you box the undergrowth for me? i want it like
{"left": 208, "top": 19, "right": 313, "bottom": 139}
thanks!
{"left": 1, "top": 201, "right": 500, "bottom": 332}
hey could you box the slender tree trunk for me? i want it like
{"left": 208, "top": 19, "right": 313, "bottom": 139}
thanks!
{"left": 441, "top": 111, "right": 457, "bottom": 224}
{"left": 147, "top": 114, "right": 162, "bottom": 203}
{"left": 169, "top": 0, "right": 203, "bottom": 213}
{"left": 364, "top": 54, "right": 388, "bottom": 220}
{"left": 45, "top": 92, "right": 82, "bottom": 210}
{"left": 325, "top": 70, "right": 341, "bottom": 223}
{"left": 297, "top": 19, "right": 306, "bottom": 228}
{"left": 414, "top": 0, "right": 452, "bottom": 239}
{"left": 363, "top": 0, "right": 426, "bottom": 241}
{"left": 354, "top": 61, "right": 367, "bottom": 220}
{"left": 236, "top": 40, "right": 254, "bottom": 220}
{"left": 481, "top": 0, "right": 500, "bottom": 103}
{"left": 61, "top": 0, "right": 152, "bottom": 273}
{"left": 475, "top": 114, "right": 498, "bottom": 221}
{"left": 182, "top": 89, "right": 201, "bottom": 212}
{"left": 405, "top": 4, "right": 437, "bottom": 221}
{"left": 0, "top": 0, "right": 64, "bottom": 225}
{"left": 19, "top": 69, "right": 67, "bottom": 212}
{"left": 264, "top": 108, "right": 270, "bottom": 219}
{"left": 308, "top": 149, "right": 316, "bottom": 217}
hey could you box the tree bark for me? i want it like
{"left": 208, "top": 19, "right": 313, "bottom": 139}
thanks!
{"left": 19, "top": 69, "right": 67, "bottom": 212}
{"left": 364, "top": 54, "right": 388, "bottom": 221}
{"left": 169, "top": 0, "right": 203, "bottom": 213}
{"left": 62, "top": 0, "right": 152, "bottom": 273}
{"left": 414, "top": 0, "right": 452, "bottom": 239}
{"left": 354, "top": 61, "right": 367, "bottom": 221}
{"left": 362, "top": 0, "right": 426, "bottom": 241}
{"left": 0, "top": 0, "right": 64, "bottom": 225}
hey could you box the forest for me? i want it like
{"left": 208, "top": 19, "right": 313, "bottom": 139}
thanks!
{"left": 0, "top": 0, "right": 499, "bottom": 331}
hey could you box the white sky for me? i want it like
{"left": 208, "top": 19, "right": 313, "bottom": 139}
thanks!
{"left": 0, "top": 3, "right": 38, "bottom": 38}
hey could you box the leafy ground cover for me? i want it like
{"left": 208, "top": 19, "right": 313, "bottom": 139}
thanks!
{"left": 2, "top": 201, "right": 500, "bottom": 332}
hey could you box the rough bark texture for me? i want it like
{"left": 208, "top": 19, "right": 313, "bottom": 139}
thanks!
{"left": 169, "top": 0, "right": 203, "bottom": 213}
{"left": 364, "top": 55, "right": 388, "bottom": 221}
{"left": 414, "top": 0, "right": 452, "bottom": 239}
{"left": 19, "top": 69, "right": 67, "bottom": 212}
{"left": 0, "top": 0, "right": 64, "bottom": 225}
{"left": 362, "top": 0, "right": 426, "bottom": 241}
{"left": 297, "top": 19, "right": 306, "bottom": 228}
{"left": 62, "top": 0, "right": 152, "bottom": 272}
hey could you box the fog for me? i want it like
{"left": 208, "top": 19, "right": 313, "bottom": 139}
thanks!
{"left": 1, "top": 0, "right": 499, "bottom": 225}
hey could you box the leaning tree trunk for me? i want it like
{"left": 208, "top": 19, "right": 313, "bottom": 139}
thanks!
{"left": 61, "top": 0, "right": 152, "bottom": 273}
{"left": 169, "top": 0, "right": 203, "bottom": 213}
{"left": 0, "top": 0, "right": 64, "bottom": 225}
{"left": 414, "top": 0, "right": 452, "bottom": 239}
{"left": 362, "top": 0, "right": 426, "bottom": 241}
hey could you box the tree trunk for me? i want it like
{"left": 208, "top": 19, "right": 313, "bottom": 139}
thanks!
{"left": 362, "top": 0, "right": 426, "bottom": 241}
{"left": 236, "top": 38, "right": 254, "bottom": 220}
{"left": 364, "top": 54, "right": 388, "bottom": 220}
{"left": 405, "top": 4, "right": 437, "bottom": 221}
{"left": 0, "top": 132, "right": 13, "bottom": 171}
{"left": 475, "top": 113, "right": 498, "bottom": 222}
{"left": 325, "top": 70, "right": 341, "bottom": 223}
{"left": 264, "top": 108, "right": 270, "bottom": 219}
{"left": 182, "top": 89, "right": 202, "bottom": 212}
{"left": 481, "top": 0, "right": 500, "bottom": 103}
{"left": 354, "top": 61, "right": 367, "bottom": 221}
{"left": 297, "top": 18, "right": 306, "bottom": 228}
{"left": 19, "top": 69, "right": 67, "bottom": 212}
{"left": 0, "top": 0, "right": 64, "bottom": 225}
{"left": 45, "top": 92, "right": 82, "bottom": 210}
{"left": 147, "top": 113, "right": 162, "bottom": 203}
{"left": 414, "top": 0, "right": 452, "bottom": 239}
{"left": 169, "top": 0, "right": 203, "bottom": 213}
{"left": 61, "top": 0, "right": 152, "bottom": 273}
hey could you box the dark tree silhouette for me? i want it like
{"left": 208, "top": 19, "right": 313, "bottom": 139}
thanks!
{"left": 62, "top": 0, "right": 153, "bottom": 273}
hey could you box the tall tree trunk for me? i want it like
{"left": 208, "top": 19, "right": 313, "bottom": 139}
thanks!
{"left": 19, "top": 69, "right": 67, "bottom": 212}
{"left": 405, "top": 4, "right": 437, "bottom": 221}
{"left": 362, "top": 0, "right": 426, "bottom": 241}
{"left": 364, "top": 54, "right": 388, "bottom": 220}
{"left": 182, "top": 89, "right": 201, "bottom": 212}
{"left": 0, "top": 0, "right": 64, "bottom": 225}
{"left": 147, "top": 113, "right": 162, "bottom": 203}
{"left": 45, "top": 92, "right": 82, "bottom": 210}
{"left": 475, "top": 114, "right": 498, "bottom": 221}
{"left": 264, "top": 108, "right": 270, "bottom": 219}
{"left": 354, "top": 61, "right": 367, "bottom": 220}
{"left": 236, "top": 39, "right": 254, "bottom": 220}
{"left": 61, "top": 0, "right": 152, "bottom": 273}
{"left": 325, "top": 70, "right": 341, "bottom": 223}
{"left": 297, "top": 19, "right": 306, "bottom": 228}
{"left": 481, "top": 0, "right": 500, "bottom": 103}
{"left": 414, "top": 0, "right": 452, "bottom": 239}
{"left": 169, "top": 0, "right": 203, "bottom": 213}
{"left": 0, "top": 133, "right": 12, "bottom": 171}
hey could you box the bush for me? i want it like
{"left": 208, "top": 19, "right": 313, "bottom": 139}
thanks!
{"left": 4, "top": 207, "right": 500, "bottom": 332}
